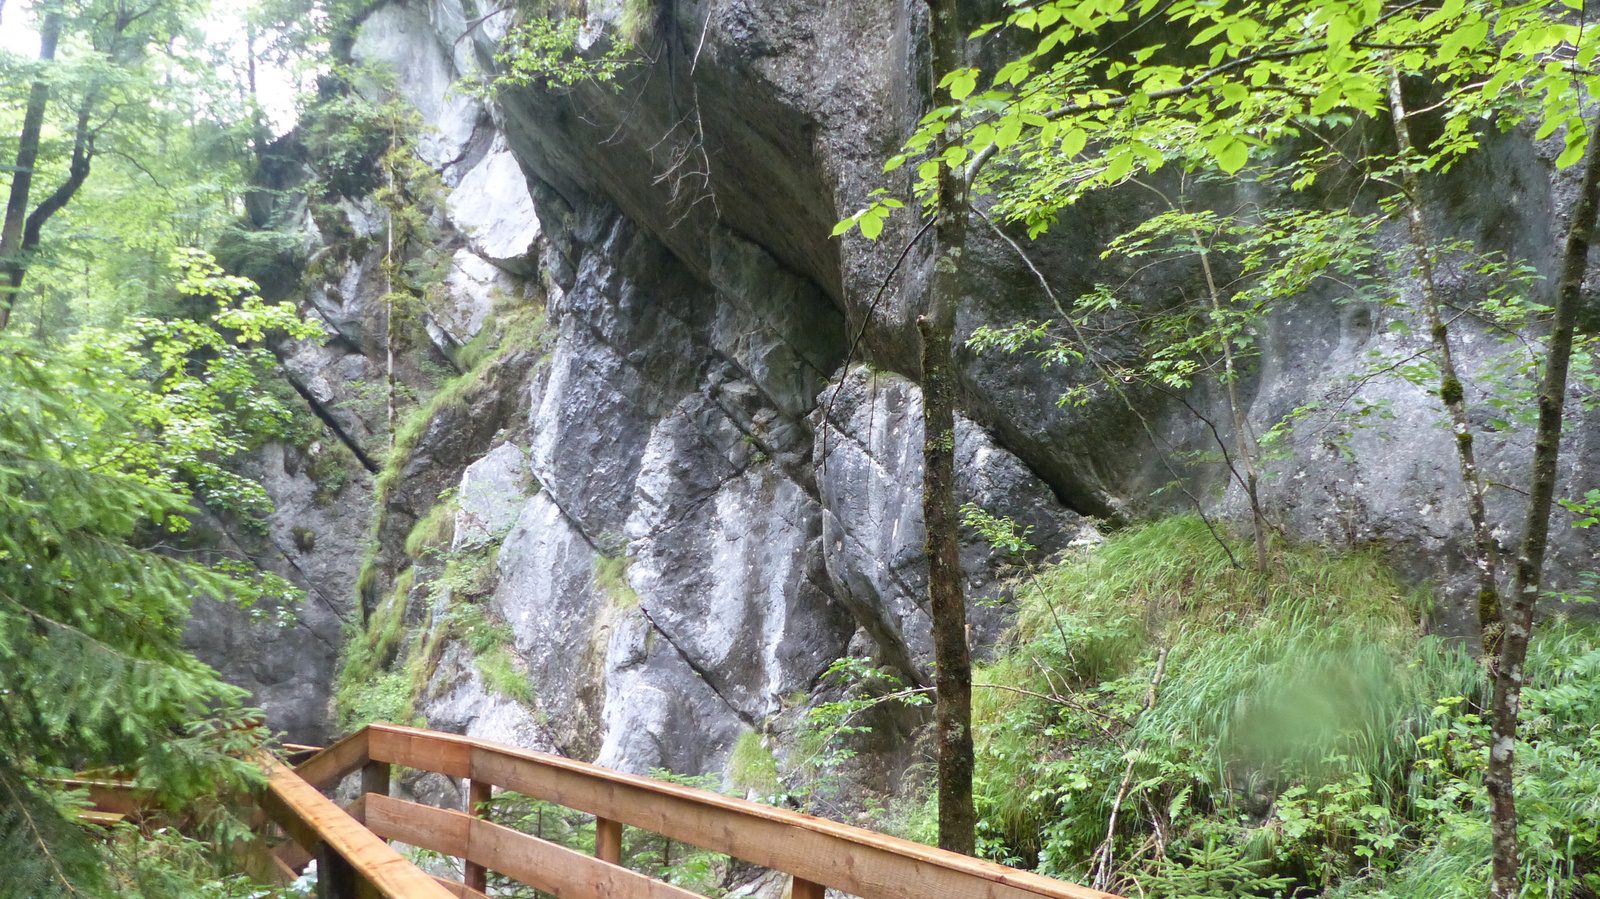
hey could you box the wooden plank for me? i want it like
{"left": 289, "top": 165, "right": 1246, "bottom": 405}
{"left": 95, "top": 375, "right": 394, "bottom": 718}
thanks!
{"left": 260, "top": 757, "right": 455, "bottom": 899}
{"left": 471, "top": 747, "right": 1072, "bottom": 899}
{"left": 274, "top": 840, "right": 312, "bottom": 876}
{"left": 791, "top": 878, "right": 825, "bottom": 899}
{"left": 260, "top": 785, "right": 320, "bottom": 853}
{"left": 318, "top": 841, "right": 359, "bottom": 899}
{"left": 272, "top": 855, "right": 299, "bottom": 884}
{"left": 283, "top": 725, "right": 1121, "bottom": 899}
{"left": 596, "top": 816, "right": 623, "bottom": 864}
{"left": 295, "top": 729, "right": 372, "bottom": 792}
{"left": 233, "top": 837, "right": 292, "bottom": 888}
{"left": 47, "top": 777, "right": 150, "bottom": 817}
{"left": 364, "top": 794, "right": 704, "bottom": 899}
{"left": 470, "top": 813, "right": 703, "bottom": 899}
{"left": 364, "top": 793, "right": 470, "bottom": 859}
{"left": 467, "top": 779, "right": 492, "bottom": 816}
{"left": 75, "top": 810, "right": 126, "bottom": 827}
{"left": 368, "top": 727, "right": 471, "bottom": 778}
{"left": 431, "top": 876, "right": 490, "bottom": 899}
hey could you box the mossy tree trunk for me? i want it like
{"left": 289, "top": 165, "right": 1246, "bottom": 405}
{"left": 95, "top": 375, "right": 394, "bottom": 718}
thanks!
{"left": 1486, "top": 113, "right": 1600, "bottom": 899}
{"left": 921, "top": 0, "right": 975, "bottom": 857}
{"left": 1384, "top": 72, "right": 1504, "bottom": 645}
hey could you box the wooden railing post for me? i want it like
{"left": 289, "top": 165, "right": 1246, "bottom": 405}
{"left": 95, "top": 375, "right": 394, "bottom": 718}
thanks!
{"left": 596, "top": 817, "right": 623, "bottom": 864}
{"left": 464, "top": 778, "right": 493, "bottom": 893}
{"left": 317, "top": 843, "right": 358, "bottom": 899}
{"left": 791, "top": 877, "right": 825, "bottom": 899}
{"left": 360, "top": 760, "right": 390, "bottom": 799}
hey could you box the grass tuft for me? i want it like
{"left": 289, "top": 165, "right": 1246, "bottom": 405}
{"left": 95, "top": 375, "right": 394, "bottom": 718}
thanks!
{"left": 405, "top": 501, "right": 456, "bottom": 558}
{"left": 594, "top": 554, "right": 640, "bottom": 609}
{"left": 727, "top": 732, "right": 782, "bottom": 799}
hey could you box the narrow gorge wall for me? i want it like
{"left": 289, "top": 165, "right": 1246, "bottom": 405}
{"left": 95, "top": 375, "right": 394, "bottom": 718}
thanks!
{"left": 190, "top": 0, "right": 1600, "bottom": 802}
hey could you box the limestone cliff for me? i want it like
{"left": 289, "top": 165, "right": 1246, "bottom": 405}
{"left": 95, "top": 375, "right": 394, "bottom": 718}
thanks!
{"left": 185, "top": 0, "right": 1600, "bottom": 806}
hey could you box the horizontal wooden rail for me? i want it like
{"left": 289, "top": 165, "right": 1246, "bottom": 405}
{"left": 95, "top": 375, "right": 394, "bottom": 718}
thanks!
{"left": 354, "top": 724, "right": 1118, "bottom": 899}
{"left": 365, "top": 793, "right": 703, "bottom": 899}
{"left": 295, "top": 727, "right": 374, "bottom": 790}
{"left": 430, "top": 876, "right": 488, "bottom": 899}
{"left": 260, "top": 755, "right": 454, "bottom": 899}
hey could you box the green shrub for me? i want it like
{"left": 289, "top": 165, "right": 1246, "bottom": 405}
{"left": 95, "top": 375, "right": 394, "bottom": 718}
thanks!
{"left": 448, "top": 600, "right": 515, "bottom": 656}
{"left": 947, "top": 515, "right": 1600, "bottom": 899}
{"left": 372, "top": 306, "right": 545, "bottom": 505}
{"left": 335, "top": 571, "right": 414, "bottom": 728}
{"left": 337, "top": 670, "right": 412, "bottom": 731}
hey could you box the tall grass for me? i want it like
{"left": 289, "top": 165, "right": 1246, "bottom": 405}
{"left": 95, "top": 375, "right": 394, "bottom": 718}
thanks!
{"left": 963, "top": 516, "right": 1600, "bottom": 899}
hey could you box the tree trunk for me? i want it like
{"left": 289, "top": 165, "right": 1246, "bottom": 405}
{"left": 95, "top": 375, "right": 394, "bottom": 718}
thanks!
{"left": 0, "top": 10, "right": 63, "bottom": 330}
{"left": 1192, "top": 228, "right": 1268, "bottom": 570}
{"left": 922, "top": 0, "right": 975, "bottom": 856}
{"left": 1485, "top": 113, "right": 1600, "bottom": 899}
{"left": 1385, "top": 72, "right": 1504, "bottom": 644}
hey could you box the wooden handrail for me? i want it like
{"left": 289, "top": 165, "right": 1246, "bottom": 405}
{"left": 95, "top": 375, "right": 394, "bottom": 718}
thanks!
{"left": 294, "top": 727, "right": 374, "bottom": 790}
{"left": 274, "top": 723, "right": 1122, "bottom": 899}
{"left": 354, "top": 723, "right": 1118, "bottom": 899}
{"left": 259, "top": 755, "right": 455, "bottom": 899}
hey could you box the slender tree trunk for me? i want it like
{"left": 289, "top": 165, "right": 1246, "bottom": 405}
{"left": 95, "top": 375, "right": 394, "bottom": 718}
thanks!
{"left": 23, "top": 96, "right": 95, "bottom": 251}
{"left": 0, "top": 11, "right": 63, "bottom": 331}
{"left": 385, "top": 200, "right": 397, "bottom": 451}
{"left": 245, "top": 20, "right": 269, "bottom": 162}
{"left": 1485, "top": 113, "right": 1600, "bottom": 899}
{"left": 1192, "top": 230, "right": 1268, "bottom": 569}
{"left": 921, "top": 0, "right": 975, "bottom": 856}
{"left": 1385, "top": 72, "right": 1504, "bottom": 643}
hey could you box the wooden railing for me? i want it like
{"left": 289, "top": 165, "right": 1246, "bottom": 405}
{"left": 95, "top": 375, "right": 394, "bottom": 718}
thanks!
{"left": 263, "top": 723, "right": 1122, "bottom": 899}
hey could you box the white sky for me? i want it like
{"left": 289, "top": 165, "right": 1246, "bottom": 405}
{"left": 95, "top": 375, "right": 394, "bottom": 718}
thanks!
{"left": 0, "top": 6, "right": 41, "bottom": 55}
{"left": 1, "top": 0, "right": 305, "bottom": 135}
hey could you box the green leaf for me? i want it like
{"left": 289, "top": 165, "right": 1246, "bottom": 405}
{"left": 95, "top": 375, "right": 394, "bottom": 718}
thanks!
{"left": 1060, "top": 127, "right": 1088, "bottom": 158}
{"left": 859, "top": 209, "right": 886, "bottom": 241}
{"left": 1211, "top": 137, "right": 1249, "bottom": 174}
{"left": 942, "top": 67, "right": 980, "bottom": 101}
{"left": 1558, "top": 139, "right": 1588, "bottom": 169}
{"left": 1103, "top": 148, "right": 1135, "bottom": 183}
{"left": 997, "top": 116, "right": 1024, "bottom": 148}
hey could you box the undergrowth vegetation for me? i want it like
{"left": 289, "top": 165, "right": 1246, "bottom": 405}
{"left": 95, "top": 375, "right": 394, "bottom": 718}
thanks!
{"left": 808, "top": 516, "right": 1600, "bottom": 899}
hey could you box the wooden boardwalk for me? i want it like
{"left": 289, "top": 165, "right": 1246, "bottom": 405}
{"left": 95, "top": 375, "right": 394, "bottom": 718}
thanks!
{"left": 254, "top": 723, "right": 1122, "bottom": 899}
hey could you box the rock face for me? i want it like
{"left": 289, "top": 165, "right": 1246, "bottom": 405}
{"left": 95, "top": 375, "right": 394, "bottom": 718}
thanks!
{"left": 183, "top": 442, "right": 374, "bottom": 745}
{"left": 192, "top": 0, "right": 1600, "bottom": 778}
